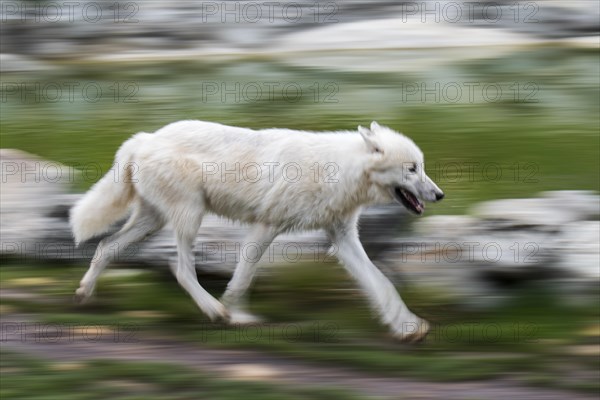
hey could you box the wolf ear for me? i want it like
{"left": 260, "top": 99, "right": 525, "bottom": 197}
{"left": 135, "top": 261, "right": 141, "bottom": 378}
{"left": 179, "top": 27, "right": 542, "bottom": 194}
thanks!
{"left": 358, "top": 125, "right": 383, "bottom": 154}
{"left": 370, "top": 121, "right": 381, "bottom": 131}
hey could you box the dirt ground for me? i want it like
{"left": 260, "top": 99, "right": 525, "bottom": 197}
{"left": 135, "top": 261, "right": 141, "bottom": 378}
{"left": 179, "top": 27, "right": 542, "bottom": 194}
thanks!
{"left": 2, "top": 309, "right": 596, "bottom": 400}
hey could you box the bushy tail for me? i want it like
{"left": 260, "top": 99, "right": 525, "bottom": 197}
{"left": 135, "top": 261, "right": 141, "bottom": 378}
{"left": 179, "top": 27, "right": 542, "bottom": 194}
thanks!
{"left": 70, "top": 133, "right": 148, "bottom": 243}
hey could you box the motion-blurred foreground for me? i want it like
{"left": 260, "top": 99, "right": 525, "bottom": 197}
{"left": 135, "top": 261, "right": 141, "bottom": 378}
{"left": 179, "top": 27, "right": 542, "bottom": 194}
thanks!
{"left": 1, "top": 1, "right": 599, "bottom": 399}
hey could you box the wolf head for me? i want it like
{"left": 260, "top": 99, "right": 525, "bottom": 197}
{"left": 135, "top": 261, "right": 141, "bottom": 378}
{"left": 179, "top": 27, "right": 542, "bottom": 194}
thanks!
{"left": 359, "top": 121, "right": 444, "bottom": 215}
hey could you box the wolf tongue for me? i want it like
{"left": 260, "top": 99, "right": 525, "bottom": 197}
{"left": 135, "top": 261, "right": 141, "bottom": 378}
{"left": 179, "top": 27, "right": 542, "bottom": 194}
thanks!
{"left": 401, "top": 189, "right": 420, "bottom": 212}
{"left": 404, "top": 190, "right": 418, "bottom": 207}
{"left": 412, "top": 198, "right": 421, "bottom": 211}
{"left": 407, "top": 191, "right": 424, "bottom": 212}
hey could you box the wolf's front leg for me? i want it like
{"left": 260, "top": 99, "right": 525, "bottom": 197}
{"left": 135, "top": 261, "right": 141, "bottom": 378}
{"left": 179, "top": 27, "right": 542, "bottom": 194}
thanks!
{"left": 329, "top": 221, "right": 429, "bottom": 342}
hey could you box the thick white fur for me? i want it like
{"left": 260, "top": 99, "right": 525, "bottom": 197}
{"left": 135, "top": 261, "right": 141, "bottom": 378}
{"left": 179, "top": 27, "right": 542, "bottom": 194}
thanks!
{"left": 70, "top": 134, "right": 146, "bottom": 243}
{"left": 71, "top": 120, "right": 443, "bottom": 341}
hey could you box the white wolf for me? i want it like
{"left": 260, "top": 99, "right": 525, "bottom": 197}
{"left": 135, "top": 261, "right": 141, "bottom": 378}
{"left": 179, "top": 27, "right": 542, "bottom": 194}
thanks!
{"left": 71, "top": 120, "right": 444, "bottom": 342}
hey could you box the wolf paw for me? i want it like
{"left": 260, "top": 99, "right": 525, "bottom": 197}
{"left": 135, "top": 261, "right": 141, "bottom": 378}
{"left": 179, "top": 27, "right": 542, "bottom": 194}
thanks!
{"left": 392, "top": 319, "right": 430, "bottom": 344}
{"left": 228, "top": 309, "right": 264, "bottom": 325}
{"left": 73, "top": 287, "right": 93, "bottom": 304}
{"left": 204, "top": 302, "right": 231, "bottom": 323}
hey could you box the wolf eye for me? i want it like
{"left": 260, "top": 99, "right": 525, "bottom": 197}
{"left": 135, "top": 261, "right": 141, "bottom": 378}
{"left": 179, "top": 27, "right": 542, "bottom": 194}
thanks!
{"left": 408, "top": 164, "right": 417, "bottom": 173}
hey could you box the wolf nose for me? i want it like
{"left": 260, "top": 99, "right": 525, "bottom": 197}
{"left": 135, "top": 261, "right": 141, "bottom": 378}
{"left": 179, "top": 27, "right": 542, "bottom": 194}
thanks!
{"left": 435, "top": 192, "right": 445, "bottom": 201}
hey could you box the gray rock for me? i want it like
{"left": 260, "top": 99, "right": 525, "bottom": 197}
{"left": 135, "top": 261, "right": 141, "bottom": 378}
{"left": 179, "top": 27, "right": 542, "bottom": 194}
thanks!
{"left": 383, "top": 190, "right": 599, "bottom": 307}
{"left": 470, "top": 191, "right": 600, "bottom": 229}
{"left": 541, "top": 191, "right": 600, "bottom": 221}
{"left": 554, "top": 221, "right": 600, "bottom": 279}
{"left": 1, "top": 0, "right": 597, "bottom": 65}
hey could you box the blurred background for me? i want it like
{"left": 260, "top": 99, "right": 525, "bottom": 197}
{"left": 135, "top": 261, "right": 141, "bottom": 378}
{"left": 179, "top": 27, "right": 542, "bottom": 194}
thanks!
{"left": 1, "top": 1, "right": 599, "bottom": 399}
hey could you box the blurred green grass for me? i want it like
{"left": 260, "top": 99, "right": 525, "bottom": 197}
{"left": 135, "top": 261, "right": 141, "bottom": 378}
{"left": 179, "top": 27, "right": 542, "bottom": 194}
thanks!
{"left": 1, "top": 351, "right": 365, "bottom": 400}
{"left": 2, "top": 262, "right": 598, "bottom": 392}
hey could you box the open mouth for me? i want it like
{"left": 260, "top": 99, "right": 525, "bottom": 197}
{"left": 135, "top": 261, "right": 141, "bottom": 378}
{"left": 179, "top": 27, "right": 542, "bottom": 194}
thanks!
{"left": 392, "top": 187, "right": 424, "bottom": 215}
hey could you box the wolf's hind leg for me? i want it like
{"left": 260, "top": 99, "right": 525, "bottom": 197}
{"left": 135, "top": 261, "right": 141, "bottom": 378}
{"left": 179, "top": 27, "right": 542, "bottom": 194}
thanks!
{"left": 75, "top": 200, "right": 164, "bottom": 303}
{"left": 221, "top": 224, "right": 279, "bottom": 324}
{"left": 170, "top": 207, "right": 229, "bottom": 322}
